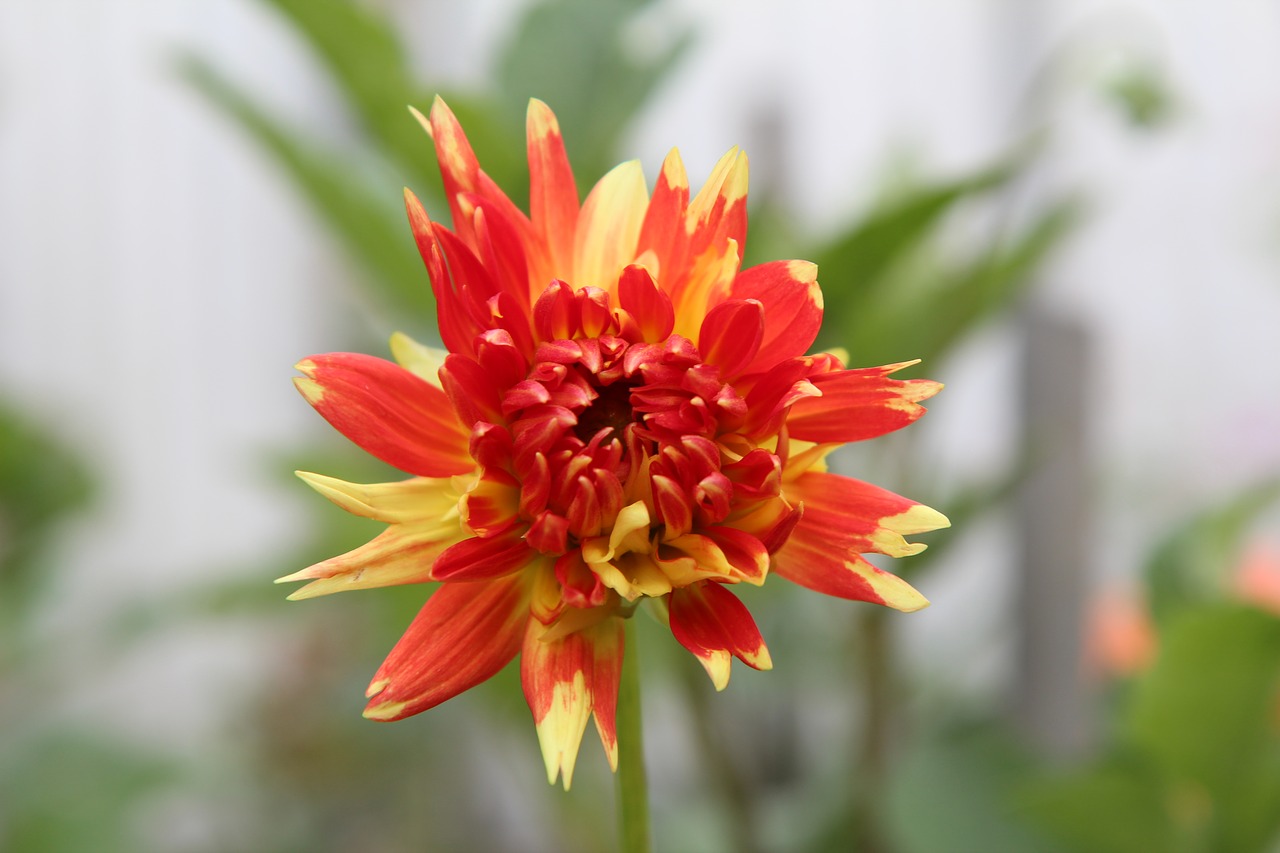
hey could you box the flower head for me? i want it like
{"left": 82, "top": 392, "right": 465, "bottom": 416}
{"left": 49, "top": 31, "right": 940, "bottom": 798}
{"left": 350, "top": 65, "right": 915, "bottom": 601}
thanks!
{"left": 282, "top": 98, "right": 948, "bottom": 788}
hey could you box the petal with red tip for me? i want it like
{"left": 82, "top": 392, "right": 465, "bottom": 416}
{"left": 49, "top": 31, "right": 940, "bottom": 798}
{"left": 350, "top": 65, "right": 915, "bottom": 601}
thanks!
{"left": 363, "top": 574, "right": 530, "bottom": 721}
{"left": 294, "top": 354, "right": 472, "bottom": 477}
{"left": 669, "top": 582, "right": 771, "bottom": 691}
{"left": 728, "top": 260, "right": 823, "bottom": 375}
{"left": 786, "top": 362, "right": 943, "bottom": 443}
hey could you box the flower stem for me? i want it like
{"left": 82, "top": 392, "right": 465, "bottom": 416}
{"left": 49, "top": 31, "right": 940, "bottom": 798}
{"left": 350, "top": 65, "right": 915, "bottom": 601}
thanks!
{"left": 615, "top": 617, "right": 652, "bottom": 853}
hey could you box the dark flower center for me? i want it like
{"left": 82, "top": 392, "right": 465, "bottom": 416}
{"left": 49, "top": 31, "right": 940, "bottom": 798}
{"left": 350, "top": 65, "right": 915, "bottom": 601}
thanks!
{"left": 574, "top": 379, "right": 637, "bottom": 444}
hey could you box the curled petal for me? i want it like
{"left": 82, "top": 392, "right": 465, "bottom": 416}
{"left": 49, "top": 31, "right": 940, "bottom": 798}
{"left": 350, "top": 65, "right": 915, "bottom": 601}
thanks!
{"left": 294, "top": 354, "right": 472, "bottom": 477}
{"left": 617, "top": 264, "right": 674, "bottom": 343}
{"left": 364, "top": 574, "right": 530, "bottom": 721}
{"left": 669, "top": 582, "right": 771, "bottom": 691}
{"left": 727, "top": 260, "right": 823, "bottom": 375}
{"left": 698, "top": 298, "right": 764, "bottom": 380}
{"left": 460, "top": 468, "right": 521, "bottom": 537}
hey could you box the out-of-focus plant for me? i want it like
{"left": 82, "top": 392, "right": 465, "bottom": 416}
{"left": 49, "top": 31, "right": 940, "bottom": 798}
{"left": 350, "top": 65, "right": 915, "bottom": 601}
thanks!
{"left": 0, "top": 399, "right": 180, "bottom": 853}
{"left": 883, "top": 483, "right": 1280, "bottom": 853}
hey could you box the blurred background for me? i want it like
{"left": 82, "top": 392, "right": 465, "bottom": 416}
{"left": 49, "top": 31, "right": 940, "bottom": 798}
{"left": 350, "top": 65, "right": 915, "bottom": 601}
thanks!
{"left": 2, "top": 1, "right": 1279, "bottom": 851}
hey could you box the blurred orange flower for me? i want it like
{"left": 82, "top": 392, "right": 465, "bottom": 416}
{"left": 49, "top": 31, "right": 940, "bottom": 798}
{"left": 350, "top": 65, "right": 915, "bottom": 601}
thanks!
{"left": 281, "top": 99, "right": 948, "bottom": 787}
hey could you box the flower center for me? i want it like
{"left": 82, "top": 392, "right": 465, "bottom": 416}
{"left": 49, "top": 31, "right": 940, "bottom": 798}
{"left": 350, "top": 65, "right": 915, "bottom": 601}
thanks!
{"left": 574, "top": 379, "right": 637, "bottom": 444}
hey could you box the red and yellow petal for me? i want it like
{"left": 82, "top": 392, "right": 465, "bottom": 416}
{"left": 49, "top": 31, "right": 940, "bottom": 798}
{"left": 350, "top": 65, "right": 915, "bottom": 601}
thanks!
{"left": 726, "top": 260, "right": 823, "bottom": 376}
{"left": 526, "top": 99, "right": 579, "bottom": 296}
{"left": 294, "top": 353, "right": 472, "bottom": 477}
{"left": 786, "top": 361, "right": 943, "bottom": 443}
{"left": 363, "top": 573, "right": 531, "bottom": 721}
{"left": 573, "top": 160, "right": 648, "bottom": 293}
{"left": 772, "top": 471, "right": 947, "bottom": 610}
{"left": 668, "top": 582, "right": 772, "bottom": 691}
{"left": 522, "top": 616, "right": 625, "bottom": 788}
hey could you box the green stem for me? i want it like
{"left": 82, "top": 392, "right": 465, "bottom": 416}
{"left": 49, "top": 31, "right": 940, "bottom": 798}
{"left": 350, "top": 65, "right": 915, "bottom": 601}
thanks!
{"left": 615, "top": 616, "right": 652, "bottom": 853}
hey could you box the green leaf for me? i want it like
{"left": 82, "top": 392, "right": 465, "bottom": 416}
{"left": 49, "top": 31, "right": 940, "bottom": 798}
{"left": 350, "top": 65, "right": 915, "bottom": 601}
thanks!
{"left": 1124, "top": 604, "right": 1280, "bottom": 851}
{"left": 828, "top": 195, "right": 1081, "bottom": 367}
{"left": 1019, "top": 753, "right": 1179, "bottom": 853}
{"left": 495, "top": 0, "right": 693, "bottom": 181}
{"left": 179, "top": 55, "right": 436, "bottom": 330}
{"left": 1144, "top": 479, "right": 1280, "bottom": 625}
{"left": 811, "top": 156, "right": 1024, "bottom": 303}
{"left": 259, "top": 0, "right": 438, "bottom": 190}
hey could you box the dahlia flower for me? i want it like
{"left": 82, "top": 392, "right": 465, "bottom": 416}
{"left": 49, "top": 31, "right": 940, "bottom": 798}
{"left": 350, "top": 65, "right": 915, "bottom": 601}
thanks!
{"left": 281, "top": 98, "right": 948, "bottom": 788}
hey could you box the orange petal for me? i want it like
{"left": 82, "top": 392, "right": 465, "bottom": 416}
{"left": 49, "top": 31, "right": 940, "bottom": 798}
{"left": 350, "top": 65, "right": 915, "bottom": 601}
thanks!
{"left": 363, "top": 574, "right": 530, "bottom": 721}
{"left": 294, "top": 353, "right": 472, "bottom": 477}
{"left": 527, "top": 99, "right": 579, "bottom": 290}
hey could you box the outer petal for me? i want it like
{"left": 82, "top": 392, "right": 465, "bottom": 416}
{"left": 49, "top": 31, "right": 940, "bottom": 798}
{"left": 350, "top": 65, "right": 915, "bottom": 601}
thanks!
{"left": 574, "top": 160, "right": 648, "bottom": 293}
{"left": 772, "top": 471, "right": 948, "bottom": 610}
{"left": 727, "top": 260, "right": 823, "bottom": 375}
{"left": 292, "top": 471, "right": 463, "bottom": 524}
{"left": 363, "top": 574, "right": 530, "bottom": 721}
{"left": 294, "top": 353, "right": 473, "bottom": 477}
{"left": 389, "top": 331, "right": 447, "bottom": 387}
{"left": 668, "top": 582, "right": 772, "bottom": 691}
{"left": 522, "top": 616, "right": 625, "bottom": 789}
{"left": 786, "top": 362, "right": 943, "bottom": 443}
{"left": 526, "top": 99, "right": 579, "bottom": 293}
{"left": 276, "top": 524, "right": 458, "bottom": 599}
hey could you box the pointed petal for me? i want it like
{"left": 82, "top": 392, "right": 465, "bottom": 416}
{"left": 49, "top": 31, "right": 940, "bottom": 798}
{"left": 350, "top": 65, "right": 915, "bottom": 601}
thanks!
{"left": 786, "top": 362, "right": 943, "bottom": 443}
{"left": 295, "top": 353, "right": 472, "bottom": 477}
{"left": 522, "top": 617, "right": 624, "bottom": 788}
{"left": 277, "top": 523, "right": 459, "bottom": 599}
{"left": 772, "top": 471, "right": 946, "bottom": 610}
{"left": 635, "top": 148, "right": 690, "bottom": 289}
{"left": 364, "top": 574, "right": 530, "bottom": 720}
{"left": 574, "top": 160, "right": 648, "bottom": 293}
{"left": 728, "top": 260, "right": 823, "bottom": 375}
{"left": 669, "top": 582, "right": 772, "bottom": 691}
{"left": 294, "top": 471, "right": 462, "bottom": 524}
{"left": 527, "top": 99, "right": 579, "bottom": 288}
